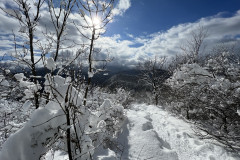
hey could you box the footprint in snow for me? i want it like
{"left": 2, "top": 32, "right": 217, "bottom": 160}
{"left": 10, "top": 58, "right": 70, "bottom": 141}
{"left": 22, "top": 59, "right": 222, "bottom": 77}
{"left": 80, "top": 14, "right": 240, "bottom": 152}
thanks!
{"left": 144, "top": 114, "right": 153, "bottom": 122}
{"left": 142, "top": 121, "right": 153, "bottom": 131}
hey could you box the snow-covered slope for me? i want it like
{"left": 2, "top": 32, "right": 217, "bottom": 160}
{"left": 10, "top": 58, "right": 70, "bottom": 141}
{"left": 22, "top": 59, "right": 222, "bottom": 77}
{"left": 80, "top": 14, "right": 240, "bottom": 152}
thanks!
{"left": 95, "top": 104, "right": 240, "bottom": 160}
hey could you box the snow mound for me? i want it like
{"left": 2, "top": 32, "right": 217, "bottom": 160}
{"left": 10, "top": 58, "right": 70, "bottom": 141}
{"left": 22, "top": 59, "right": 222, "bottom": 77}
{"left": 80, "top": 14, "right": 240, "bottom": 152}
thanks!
{"left": 0, "top": 102, "right": 64, "bottom": 160}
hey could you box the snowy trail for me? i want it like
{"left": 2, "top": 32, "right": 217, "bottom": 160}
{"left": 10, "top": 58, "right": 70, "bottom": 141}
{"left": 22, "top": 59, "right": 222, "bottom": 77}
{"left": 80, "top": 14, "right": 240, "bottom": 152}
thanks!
{"left": 96, "top": 104, "right": 240, "bottom": 160}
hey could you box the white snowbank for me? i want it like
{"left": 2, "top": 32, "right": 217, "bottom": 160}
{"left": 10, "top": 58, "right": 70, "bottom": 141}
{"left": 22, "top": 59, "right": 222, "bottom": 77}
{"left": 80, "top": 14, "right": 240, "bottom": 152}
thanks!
{"left": 0, "top": 102, "right": 64, "bottom": 160}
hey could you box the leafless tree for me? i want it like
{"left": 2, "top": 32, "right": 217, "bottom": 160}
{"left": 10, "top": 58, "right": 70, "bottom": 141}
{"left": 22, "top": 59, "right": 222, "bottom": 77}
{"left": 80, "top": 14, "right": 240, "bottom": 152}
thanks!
{"left": 138, "top": 56, "right": 169, "bottom": 105}
{"left": 180, "top": 26, "right": 208, "bottom": 64}
{"left": 0, "top": 0, "right": 45, "bottom": 108}
{"left": 0, "top": 1, "right": 125, "bottom": 160}
{"left": 43, "top": 1, "right": 117, "bottom": 159}
{"left": 74, "top": 0, "right": 115, "bottom": 106}
{"left": 47, "top": 0, "right": 76, "bottom": 62}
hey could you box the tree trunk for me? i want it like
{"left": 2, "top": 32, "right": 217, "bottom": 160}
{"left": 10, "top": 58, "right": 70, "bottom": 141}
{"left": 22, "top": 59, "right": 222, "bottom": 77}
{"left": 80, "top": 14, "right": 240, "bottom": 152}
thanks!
{"left": 66, "top": 108, "right": 73, "bottom": 160}
{"left": 83, "top": 28, "right": 95, "bottom": 106}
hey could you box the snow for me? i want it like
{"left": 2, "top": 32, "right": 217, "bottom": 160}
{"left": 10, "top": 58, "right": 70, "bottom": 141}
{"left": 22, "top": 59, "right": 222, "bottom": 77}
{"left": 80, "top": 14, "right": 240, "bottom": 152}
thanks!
{"left": 0, "top": 101, "right": 239, "bottom": 160}
{"left": 22, "top": 100, "right": 32, "bottom": 112}
{"left": 88, "top": 71, "right": 94, "bottom": 78}
{"left": 0, "top": 79, "right": 9, "bottom": 86}
{"left": 46, "top": 57, "right": 56, "bottom": 70}
{"left": 5, "top": 70, "right": 11, "bottom": 74}
{"left": 0, "top": 103, "right": 63, "bottom": 160}
{"left": 167, "top": 63, "right": 213, "bottom": 87}
{"left": 97, "top": 120, "right": 107, "bottom": 129}
{"left": 95, "top": 104, "right": 240, "bottom": 160}
{"left": 14, "top": 73, "right": 25, "bottom": 81}
{"left": 0, "top": 74, "right": 125, "bottom": 160}
{"left": 237, "top": 110, "right": 240, "bottom": 116}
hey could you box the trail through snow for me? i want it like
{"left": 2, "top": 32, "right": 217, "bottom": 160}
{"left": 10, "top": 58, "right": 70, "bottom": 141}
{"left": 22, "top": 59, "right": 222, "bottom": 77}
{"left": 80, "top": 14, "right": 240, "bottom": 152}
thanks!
{"left": 95, "top": 104, "right": 240, "bottom": 160}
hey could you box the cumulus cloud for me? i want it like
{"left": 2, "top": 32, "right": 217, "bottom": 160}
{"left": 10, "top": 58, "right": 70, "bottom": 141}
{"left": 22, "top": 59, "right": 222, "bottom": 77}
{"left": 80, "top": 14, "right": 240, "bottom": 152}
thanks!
{"left": 0, "top": 0, "right": 96, "bottom": 56}
{"left": 96, "top": 10, "right": 240, "bottom": 67}
{"left": 1, "top": 0, "right": 240, "bottom": 68}
{"left": 112, "top": 0, "right": 131, "bottom": 16}
{"left": 0, "top": 0, "right": 132, "bottom": 56}
{"left": 0, "top": 10, "right": 19, "bottom": 33}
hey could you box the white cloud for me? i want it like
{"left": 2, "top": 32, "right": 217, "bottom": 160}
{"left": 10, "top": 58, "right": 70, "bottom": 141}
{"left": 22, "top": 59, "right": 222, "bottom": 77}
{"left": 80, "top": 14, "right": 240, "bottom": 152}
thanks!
{"left": 0, "top": 10, "right": 19, "bottom": 33}
{"left": 1, "top": 0, "right": 240, "bottom": 68}
{"left": 0, "top": 0, "right": 131, "bottom": 56}
{"left": 126, "top": 33, "right": 134, "bottom": 38}
{"left": 112, "top": 0, "right": 131, "bottom": 16}
{"left": 95, "top": 10, "right": 240, "bottom": 67}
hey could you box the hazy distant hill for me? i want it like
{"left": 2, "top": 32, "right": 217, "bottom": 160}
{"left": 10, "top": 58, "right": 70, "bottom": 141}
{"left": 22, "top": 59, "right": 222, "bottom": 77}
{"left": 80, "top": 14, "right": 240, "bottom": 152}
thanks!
{"left": 102, "top": 72, "right": 141, "bottom": 90}
{"left": 0, "top": 61, "right": 169, "bottom": 92}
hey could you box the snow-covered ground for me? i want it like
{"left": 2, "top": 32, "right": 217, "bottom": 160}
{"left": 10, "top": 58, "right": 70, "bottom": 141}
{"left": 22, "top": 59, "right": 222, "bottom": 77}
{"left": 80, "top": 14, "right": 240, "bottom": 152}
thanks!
{"left": 1, "top": 103, "right": 239, "bottom": 160}
{"left": 95, "top": 104, "right": 240, "bottom": 160}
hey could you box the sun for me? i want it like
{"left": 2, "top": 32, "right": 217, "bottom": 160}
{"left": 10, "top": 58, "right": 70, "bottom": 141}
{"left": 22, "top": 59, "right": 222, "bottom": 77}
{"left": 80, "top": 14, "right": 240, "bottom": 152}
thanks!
{"left": 92, "top": 17, "right": 101, "bottom": 27}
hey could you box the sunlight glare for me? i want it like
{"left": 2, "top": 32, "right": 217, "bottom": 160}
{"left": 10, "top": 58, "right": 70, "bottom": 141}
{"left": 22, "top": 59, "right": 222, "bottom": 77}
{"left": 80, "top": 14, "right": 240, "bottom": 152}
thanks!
{"left": 93, "top": 17, "right": 101, "bottom": 27}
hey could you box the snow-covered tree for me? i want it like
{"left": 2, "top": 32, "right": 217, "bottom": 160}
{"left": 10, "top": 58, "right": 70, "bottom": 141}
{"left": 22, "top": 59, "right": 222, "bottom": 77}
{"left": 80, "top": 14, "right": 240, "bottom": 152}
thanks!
{"left": 0, "top": 0, "right": 126, "bottom": 159}
{"left": 0, "top": 0, "right": 45, "bottom": 108}
{"left": 166, "top": 50, "right": 240, "bottom": 152}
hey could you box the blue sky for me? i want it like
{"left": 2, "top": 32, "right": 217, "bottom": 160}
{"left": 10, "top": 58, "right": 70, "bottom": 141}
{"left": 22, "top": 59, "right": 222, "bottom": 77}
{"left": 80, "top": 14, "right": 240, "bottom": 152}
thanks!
{"left": 107, "top": 0, "right": 240, "bottom": 38}
{"left": 0, "top": 0, "right": 240, "bottom": 67}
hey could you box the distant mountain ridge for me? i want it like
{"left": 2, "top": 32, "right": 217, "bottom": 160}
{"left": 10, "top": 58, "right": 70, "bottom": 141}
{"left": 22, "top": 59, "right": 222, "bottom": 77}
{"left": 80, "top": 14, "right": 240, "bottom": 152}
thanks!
{"left": 0, "top": 61, "right": 169, "bottom": 92}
